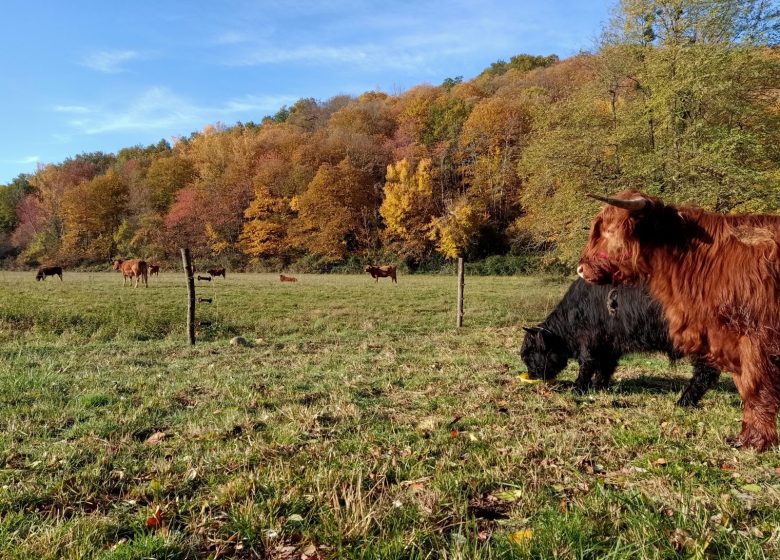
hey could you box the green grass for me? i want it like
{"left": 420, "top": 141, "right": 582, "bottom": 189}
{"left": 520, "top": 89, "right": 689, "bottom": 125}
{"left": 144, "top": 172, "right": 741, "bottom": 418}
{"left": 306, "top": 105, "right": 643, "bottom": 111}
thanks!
{"left": 1, "top": 271, "right": 779, "bottom": 559}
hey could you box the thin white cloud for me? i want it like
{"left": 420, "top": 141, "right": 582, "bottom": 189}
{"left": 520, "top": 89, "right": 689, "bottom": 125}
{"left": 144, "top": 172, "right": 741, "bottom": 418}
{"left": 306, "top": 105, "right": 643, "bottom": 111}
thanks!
{"left": 82, "top": 50, "right": 140, "bottom": 73}
{"left": 213, "top": 31, "right": 250, "bottom": 45}
{"left": 57, "top": 87, "right": 298, "bottom": 135}
{"left": 230, "top": 41, "right": 472, "bottom": 71}
{"left": 53, "top": 105, "right": 91, "bottom": 114}
{"left": 221, "top": 22, "right": 514, "bottom": 72}
{"left": 17, "top": 156, "right": 40, "bottom": 164}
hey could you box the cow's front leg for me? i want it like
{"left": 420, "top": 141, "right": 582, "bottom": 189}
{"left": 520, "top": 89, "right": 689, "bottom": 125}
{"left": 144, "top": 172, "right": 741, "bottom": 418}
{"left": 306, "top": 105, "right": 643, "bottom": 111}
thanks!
{"left": 733, "top": 365, "right": 780, "bottom": 452}
{"left": 592, "top": 356, "right": 618, "bottom": 390}
{"left": 573, "top": 361, "right": 597, "bottom": 394}
{"left": 677, "top": 357, "right": 720, "bottom": 407}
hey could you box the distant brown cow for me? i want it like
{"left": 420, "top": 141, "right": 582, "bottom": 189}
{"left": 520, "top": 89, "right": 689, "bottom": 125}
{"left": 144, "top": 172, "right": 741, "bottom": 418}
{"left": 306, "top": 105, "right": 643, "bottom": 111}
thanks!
{"left": 364, "top": 265, "right": 397, "bottom": 283}
{"left": 208, "top": 267, "right": 226, "bottom": 278}
{"left": 36, "top": 266, "right": 63, "bottom": 281}
{"left": 148, "top": 264, "right": 160, "bottom": 277}
{"left": 112, "top": 259, "right": 148, "bottom": 288}
{"left": 280, "top": 274, "right": 297, "bottom": 282}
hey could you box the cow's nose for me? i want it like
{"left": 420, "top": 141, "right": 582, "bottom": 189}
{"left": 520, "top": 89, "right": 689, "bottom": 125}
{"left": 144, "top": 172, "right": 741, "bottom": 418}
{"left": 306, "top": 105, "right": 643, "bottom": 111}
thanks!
{"left": 576, "top": 265, "right": 585, "bottom": 278}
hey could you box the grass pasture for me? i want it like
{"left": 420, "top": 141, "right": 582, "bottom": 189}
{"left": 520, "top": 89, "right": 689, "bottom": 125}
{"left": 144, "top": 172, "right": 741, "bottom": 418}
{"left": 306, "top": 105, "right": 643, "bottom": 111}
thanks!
{"left": 1, "top": 271, "right": 779, "bottom": 559}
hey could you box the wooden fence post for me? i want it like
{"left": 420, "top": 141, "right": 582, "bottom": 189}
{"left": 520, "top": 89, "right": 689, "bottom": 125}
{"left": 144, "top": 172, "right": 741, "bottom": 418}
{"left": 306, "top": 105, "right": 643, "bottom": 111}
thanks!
{"left": 456, "top": 257, "right": 464, "bottom": 328}
{"left": 181, "top": 248, "right": 195, "bottom": 345}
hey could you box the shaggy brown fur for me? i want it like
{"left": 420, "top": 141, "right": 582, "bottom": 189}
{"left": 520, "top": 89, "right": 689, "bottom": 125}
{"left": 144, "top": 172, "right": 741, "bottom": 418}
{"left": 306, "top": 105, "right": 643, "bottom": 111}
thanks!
{"left": 207, "top": 267, "right": 226, "bottom": 278}
{"left": 578, "top": 190, "right": 780, "bottom": 451}
{"left": 112, "top": 259, "right": 149, "bottom": 288}
{"left": 279, "top": 274, "right": 298, "bottom": 282}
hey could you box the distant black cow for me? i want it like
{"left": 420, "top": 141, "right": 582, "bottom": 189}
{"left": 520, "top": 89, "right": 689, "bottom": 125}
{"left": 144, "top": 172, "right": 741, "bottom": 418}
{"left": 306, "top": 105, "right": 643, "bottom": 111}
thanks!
{"left": 519, "top": 279, "right": 720, "bottom": 407}
{"left": 36, "top": 266, "right": 63, "bottom": 281}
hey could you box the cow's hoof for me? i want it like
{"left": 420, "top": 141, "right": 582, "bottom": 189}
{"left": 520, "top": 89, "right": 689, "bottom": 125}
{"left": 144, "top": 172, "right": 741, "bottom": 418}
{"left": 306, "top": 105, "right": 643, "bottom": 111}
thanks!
{"left": 572, "top": 383, "right": 591, "bottom": 395}
{"left": 675, "top": 395, "right": 701, "bottom": 408}
{"left": 734, "top": 429, "right": 778, "bottom": 452}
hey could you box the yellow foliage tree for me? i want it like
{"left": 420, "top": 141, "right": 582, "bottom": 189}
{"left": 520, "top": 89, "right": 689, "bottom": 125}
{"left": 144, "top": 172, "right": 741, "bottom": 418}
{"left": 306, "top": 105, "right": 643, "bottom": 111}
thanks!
{"left": 61, "top": 169, "right": 129, "bottom": 262}
{"left": 429, "top": 197, "right": 487, "bottom": 260}
{"left": 459, "top": 95, "right": 531, "bottom": 225}
{"left": 205, "top": 223, "right": 230, "bottom": 255}
{"left": 379, "top": 158, "right": 436, "bottom": 261}
{"left": 239, "top": 184, "right": 291, "bottom": 259}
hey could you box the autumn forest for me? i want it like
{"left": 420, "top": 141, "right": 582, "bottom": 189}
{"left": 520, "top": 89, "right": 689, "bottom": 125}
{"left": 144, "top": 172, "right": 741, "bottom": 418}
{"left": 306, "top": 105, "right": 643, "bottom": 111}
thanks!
{"left": 1, "top": 0, "right": 778, "bottom": 273}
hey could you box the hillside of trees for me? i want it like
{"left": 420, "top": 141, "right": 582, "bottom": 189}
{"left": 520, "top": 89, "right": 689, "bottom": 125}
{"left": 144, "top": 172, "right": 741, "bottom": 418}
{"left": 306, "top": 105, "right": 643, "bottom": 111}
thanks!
{"left": 1, "top": 0, "right": 778, "bottom": 273}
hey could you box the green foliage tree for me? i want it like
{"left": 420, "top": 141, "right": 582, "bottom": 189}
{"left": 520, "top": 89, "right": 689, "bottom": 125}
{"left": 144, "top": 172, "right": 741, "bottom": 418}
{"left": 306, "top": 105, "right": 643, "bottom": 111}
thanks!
{"left": 0, "top": 174, "right": 32, "bottom": 233}
{"left": 145, "top": 155, "right": 196, "bottom": 212}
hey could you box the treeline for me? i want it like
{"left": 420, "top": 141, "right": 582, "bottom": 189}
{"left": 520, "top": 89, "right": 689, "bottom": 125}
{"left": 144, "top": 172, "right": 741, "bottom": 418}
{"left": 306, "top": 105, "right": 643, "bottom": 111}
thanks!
{"left": 1, "top": 0, "right": 778, "bottom": 272}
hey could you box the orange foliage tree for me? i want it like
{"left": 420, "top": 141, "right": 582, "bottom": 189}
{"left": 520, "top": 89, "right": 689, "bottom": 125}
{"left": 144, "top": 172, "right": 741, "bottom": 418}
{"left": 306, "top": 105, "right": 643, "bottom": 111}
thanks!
{"left": 290, "top": 157, "right": 376, "bottom": 260}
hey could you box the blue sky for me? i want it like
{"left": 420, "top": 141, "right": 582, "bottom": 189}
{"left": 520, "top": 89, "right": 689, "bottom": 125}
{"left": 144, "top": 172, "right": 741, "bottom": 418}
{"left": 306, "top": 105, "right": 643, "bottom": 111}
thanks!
{"left": 0, "top": 0, "right": 613, "bottom": 183}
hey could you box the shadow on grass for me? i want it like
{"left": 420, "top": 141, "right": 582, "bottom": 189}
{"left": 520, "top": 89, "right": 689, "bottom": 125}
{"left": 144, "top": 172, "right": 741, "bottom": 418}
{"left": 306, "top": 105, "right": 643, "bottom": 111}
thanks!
{"left": 554, "top": 376, "right": 737, "bottom": 400}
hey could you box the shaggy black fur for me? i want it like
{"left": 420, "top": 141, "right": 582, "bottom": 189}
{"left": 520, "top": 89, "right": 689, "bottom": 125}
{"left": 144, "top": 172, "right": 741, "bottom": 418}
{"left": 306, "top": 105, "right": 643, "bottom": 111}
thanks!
{"left": 520, "top": 279, "right": 720, "bottom": 406}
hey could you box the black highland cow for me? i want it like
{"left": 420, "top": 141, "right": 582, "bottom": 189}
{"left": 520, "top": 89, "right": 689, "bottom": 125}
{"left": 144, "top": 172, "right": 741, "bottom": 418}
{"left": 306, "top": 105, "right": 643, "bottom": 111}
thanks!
{"left": 520, "top": 279, "right": 720, "bottom": 407}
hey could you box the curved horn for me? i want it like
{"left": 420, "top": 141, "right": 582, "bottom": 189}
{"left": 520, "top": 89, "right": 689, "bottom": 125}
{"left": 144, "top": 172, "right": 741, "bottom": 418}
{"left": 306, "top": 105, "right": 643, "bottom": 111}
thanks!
{"left": 522, "top": 326, "right": 540, "bottom": 334}
{"left": 587, "top": 193, "right": 648, "bottom": 211}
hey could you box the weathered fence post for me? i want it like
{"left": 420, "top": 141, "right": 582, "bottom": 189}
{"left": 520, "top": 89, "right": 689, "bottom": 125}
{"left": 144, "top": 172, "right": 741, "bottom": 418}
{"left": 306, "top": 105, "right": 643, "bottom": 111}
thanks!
{"left": 181, "top": 248, "right": 195, "bottom": 345}
{"left": 456, "top": 257, "right": 465, "bottom": 328}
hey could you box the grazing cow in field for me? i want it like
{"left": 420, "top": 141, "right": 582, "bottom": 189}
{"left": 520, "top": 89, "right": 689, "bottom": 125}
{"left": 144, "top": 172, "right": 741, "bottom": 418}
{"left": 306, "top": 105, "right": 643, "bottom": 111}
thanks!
{"left": 207, "top": 267, "right": 226, "bottom": 278}
{"left": 280, "top": 274, "right": 297, "bottom": 282}
{"left": 148, "top": 264, "right": 160, "bottom": 277}
{"left": 112, "top": 259, "right": 149, "bottom": 288}
{"left": 520, "top": 278, "right": 720, "bottom": 406}
{"left": 36, "top": 266, "right": 63, "bottom": 281}
{"left": 364, "top": 265, "right": 397, "bottom": 283}
{"left": 578, "top": 190, "right": 780, "bottom": 451}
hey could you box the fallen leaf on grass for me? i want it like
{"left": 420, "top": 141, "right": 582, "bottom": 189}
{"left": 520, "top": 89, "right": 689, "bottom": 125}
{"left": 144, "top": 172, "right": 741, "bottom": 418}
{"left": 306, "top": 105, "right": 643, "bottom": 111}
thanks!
{"left": 145, "top": 431, "right": 167, "bottom": 445}
{"left": 493, "top": 489, "right": 523, "bottom": 502}
{"left": 652, "top": 458, "right": 668, "bottom": 467}
{"left": 146, "top": 506, "right": 163, "bottom": 529}
{"left": 710, "top": 512, "right": 730, "bottom": 527}
{"left": 508, "top": 528, "right": 533, "bottom": 545}
{"left": 669, "top": 528, "right": 695, "bottom": 551}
